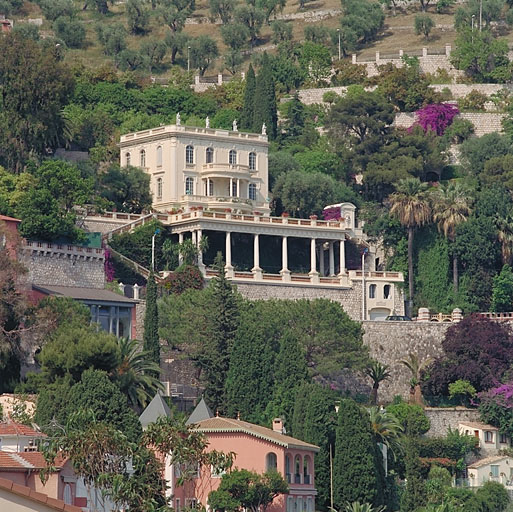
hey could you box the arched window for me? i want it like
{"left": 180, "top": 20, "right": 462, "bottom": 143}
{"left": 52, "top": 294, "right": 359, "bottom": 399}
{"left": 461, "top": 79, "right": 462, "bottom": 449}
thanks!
{"left": 294, "top": 455, "right": 302, "bottom": 484}
{"left": 369, "top": 284, "right": 376, "bottom": 299}
{"left": 63, "top": 484, "right": 72, "bottom": 505}
{"left": 125, "top": 152, "right": 131, "bottom": 166}
{"left": 186, "top": 145, "right": 194, "bottom": 164}
{"left": 266, "top": 452, "right": 277, "bottom": 471}
{"left": 156, "top": 177, "right": 163, "bottom": 199}
{"left": 249, "top": 152, "right": 256, "bottom": 170}
{"left": 249, "top": 183, "right": 257, "bottom": 201}
{"left": 303, "top": 455, "right": 311, "bottom": 485}
{"left": 140, "top": 149, "right": 146, "bottom": 168}
{"left": 157, "top": 146, "right": 162, "bottom": 167}
{"left": 285, "top": 455, "right": 292, "bottom": 482}
{"left": 206, "top": 147, "right": 214, "bottom": 164}
{"left": 185, "top": 177, "right": 194, "bottom": 196}
{"left": 384, "top": 284, "right": 391, "bottom": 299}
{"left": 229, "top": 149, "right": 237, "bottom": 165}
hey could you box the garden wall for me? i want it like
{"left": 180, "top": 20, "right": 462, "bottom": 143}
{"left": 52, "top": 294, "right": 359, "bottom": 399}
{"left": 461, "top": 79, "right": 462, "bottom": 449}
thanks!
{"left": 424, "top": 407, "right": 481, "bottom": 438}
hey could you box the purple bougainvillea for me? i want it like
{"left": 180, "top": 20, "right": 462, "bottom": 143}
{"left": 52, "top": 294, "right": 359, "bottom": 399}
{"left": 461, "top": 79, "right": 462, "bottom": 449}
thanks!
{"left": 323, "top": 206, "right": 344, "bottom": 221}
{"left": 414, "top": 103, "right": 459, "bottom": 136}
{"left": 104, "top": 248, "right": 115, "bottom": 282}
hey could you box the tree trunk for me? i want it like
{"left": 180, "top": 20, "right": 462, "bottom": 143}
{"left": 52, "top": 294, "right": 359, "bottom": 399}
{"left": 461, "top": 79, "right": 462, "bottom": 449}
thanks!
{"left": 371, "top": 384, "right": 378, "bottom": 405}
{"left": 408, "top": 226, "right": 414, "bottom": 301}
{"left": 453, "top": 253, "right": 458, "bottom": 294}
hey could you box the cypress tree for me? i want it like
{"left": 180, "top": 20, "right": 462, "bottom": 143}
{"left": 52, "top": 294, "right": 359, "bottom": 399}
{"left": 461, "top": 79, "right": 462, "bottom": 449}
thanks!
{"left": 266, "top": 331, "right": 308, "bottom": 429}
{"left": 143, "top": 271, "right": 160, "bottom": 372}
{"left": 333, "top": 399, "right": 383, "bottom": 508}
{"left": 225, "top": 302, "right": 275, "bottom": 424}
{"left": 292, "top": 383, "right": 336, "bottom": 510}
{"left": 253, "top": 53, "right": 277, "bottom": 138}
{"left": 400, "top": 438, "right": 427, "bottom": 512}
{"left": 241, "top": 64, "right": 256, "bottom": 130}
{"left": 201, "top": 252, "right": 239, "bottom": 413}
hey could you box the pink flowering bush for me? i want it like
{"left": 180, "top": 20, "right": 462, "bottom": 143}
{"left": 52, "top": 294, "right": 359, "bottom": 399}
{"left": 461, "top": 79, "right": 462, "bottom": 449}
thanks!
{"left": 104, "top": 248, "right": 115, "bottom": 282}
{"left": 478, "top": 382, "right": 513, "bottom": 437}
{"left": 413, "top": 103, "right": 459, "bottom": 136}
{"left": 323, "top": 207, "right": 343, "bottom": 221}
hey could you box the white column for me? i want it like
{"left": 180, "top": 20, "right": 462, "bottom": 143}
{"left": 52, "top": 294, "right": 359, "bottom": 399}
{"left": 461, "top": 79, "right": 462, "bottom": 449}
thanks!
{"left": 309, "top": 238, "right": 319, "bottom": 282}
{"left": 229, "top": 178, "right": 233, "bottom": 197}
{"left": 197, "top": 229, "right": 205, "bottom": 274}
{"left": 237, "top": 178, "right": 240, "bottom": 198}
{"left": 191, "top": 230, "right": 197, "bottom": 246}
{"left": 319, "top": 244, "right": 325, "bottom": 277}
{"left": 339, "top": 239, "right": 346, "bottom": 275}
{"left": 178, "top": 232, "right": 184, "bottom": 266}
{"left": 252, "top": 234, "right": 263, "bottom": 280}
{"left": 225, "top": 231, "right": 234, "bottom": 277}
{"left": 280, "top": 236, "right": 291, "bottom": 281}
{"left": 329, "top": 242, "right": 335, "bottom": 276}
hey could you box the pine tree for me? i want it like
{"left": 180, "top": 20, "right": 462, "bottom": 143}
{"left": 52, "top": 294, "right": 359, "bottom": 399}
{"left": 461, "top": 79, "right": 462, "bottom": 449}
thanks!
{"left": 292, "top": 383, "right": 336, "bottom": 510}
{"left": 400, "top": 438, "right": 427, "bottom": 512}
{"left": 201, "top": 252, "right": 239, "bottom": 413}
{"left": 266, "top": 331, "right": 308, "bottom": 429}
{"left": 225, "top": 302, "right": 275, "bottom": 423}
{"left": 143, "top": 271, "right": 160, "bottom": 373}
{"left": 333, "top": 399, "right": 383, "bottom": 508}
{"left": 252, "top": 54, "right": 277, "bottom": 138}
{"left": 241, "top": 64, "right": 256, "bottom": 130}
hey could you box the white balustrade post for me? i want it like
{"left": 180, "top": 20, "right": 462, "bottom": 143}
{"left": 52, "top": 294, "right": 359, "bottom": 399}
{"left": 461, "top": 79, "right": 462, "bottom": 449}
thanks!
{"left": 280, "top": 236, "right": 291, "bottom": 282}
{"left": 133, "top": 283, "right": 140, "bottom": 300}
{"left": 252, "top": 234, "right": 263, "bottom": 280}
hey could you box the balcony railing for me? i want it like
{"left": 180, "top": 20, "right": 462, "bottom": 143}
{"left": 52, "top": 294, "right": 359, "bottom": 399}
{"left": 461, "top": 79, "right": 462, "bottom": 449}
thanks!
{"left": 286, "top": 473, "right": 292, "bottom": 483}
{"left": 201, "top": 163, "right": 253, "bottom": 176}
{"left": 303, "top": 475, "right": 311, "bottom": 485}
{"left": 294, "top": 474, "right": 301, "bottom": 484}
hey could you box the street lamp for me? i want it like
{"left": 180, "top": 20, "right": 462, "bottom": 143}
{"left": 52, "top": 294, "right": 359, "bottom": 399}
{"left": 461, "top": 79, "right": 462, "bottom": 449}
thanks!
{"left": 479, "top": 0, "right": 482, "bottom": 31}
{"left": 187, "top": 46, "right": 191, "bottom": 72}
{"left": 361, "top": 247, "right": 368, "bottom": 321}
{"left": 151, "top": 228, "right": 161, "bottom": 271}
{"left": 337, "top": 29, "right": 341, "bottom": 61}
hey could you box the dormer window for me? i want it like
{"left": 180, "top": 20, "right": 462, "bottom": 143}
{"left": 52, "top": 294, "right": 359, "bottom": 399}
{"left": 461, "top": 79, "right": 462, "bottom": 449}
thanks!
{"left": 186, "top": 145, "right": 194, "bottom": 164}
{"left": 229, "top": 149, "right": 237, "bottom": 165}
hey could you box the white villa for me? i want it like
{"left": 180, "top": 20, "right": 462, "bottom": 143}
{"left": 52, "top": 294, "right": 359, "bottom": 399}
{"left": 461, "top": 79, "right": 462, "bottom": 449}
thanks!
{"left": 106, "top": 121, "right": 406, "bottom": 321}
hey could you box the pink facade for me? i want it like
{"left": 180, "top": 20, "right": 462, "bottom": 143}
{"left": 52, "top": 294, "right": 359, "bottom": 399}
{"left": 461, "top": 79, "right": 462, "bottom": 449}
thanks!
{"left": 173, "top": 418, "right": 318, "bottom": 512}
{"left": 0, "top": 215, "right": 21, "bottom": 256}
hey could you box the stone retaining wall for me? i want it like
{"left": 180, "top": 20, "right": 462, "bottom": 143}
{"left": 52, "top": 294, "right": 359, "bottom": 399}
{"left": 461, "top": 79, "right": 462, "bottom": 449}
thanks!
{"left": 362, "top": 320, "right": 449, "bottom": 401}
{"left": 424, "top": 407, "right": 481, "bottom": 438}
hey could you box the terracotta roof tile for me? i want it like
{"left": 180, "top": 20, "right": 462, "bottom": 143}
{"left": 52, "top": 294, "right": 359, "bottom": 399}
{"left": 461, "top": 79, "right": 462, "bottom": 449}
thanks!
{"left": 0, "top": 452, "right": 66, "bottom": 470}
{"left": 0, "top": 422, "right": 45, "bottom": 437}
{"left": 194, "top": 417, "right": 319, "bottom": 452}
{"left": 0, "top": 477, "right": 82, "bottom": 512}
{"left": 468, "top": 455, "right": 511, "bottom": 469}
{"left": 459, "top": 421, "right": 498, "bottom": 431}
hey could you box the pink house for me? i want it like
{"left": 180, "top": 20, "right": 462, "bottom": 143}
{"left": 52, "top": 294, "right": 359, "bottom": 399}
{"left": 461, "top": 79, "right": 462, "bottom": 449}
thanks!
{"left": 0, "top": 214, "right": 21, "bottom": 256}
{"left": 173, "top": 412, "right": 319, "bottom": 512}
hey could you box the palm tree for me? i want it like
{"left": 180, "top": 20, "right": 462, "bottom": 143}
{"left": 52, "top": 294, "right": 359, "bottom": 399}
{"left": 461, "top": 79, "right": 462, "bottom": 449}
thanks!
{"left": 496, "top": 214, "right": 513, "bottom": 265}
{"left": 389, "top": 177, "right": 431, "bottom": 302}
{"left": 343, "top": 502, "right": 386, "bottom": 512}
{"left": 399, "top": 352, "right": 432, "bottom": 406}
{"left": 367, "top": 406, "right": 403, "bottom": 460}
{"left": 111, "top": 337, "right": 164, "bottom": 411}
{"left": 364, "top": 361, "right": 391, "bottom": 405}
{"left": 432, "top": 181, "right": 472, "bottom": 293}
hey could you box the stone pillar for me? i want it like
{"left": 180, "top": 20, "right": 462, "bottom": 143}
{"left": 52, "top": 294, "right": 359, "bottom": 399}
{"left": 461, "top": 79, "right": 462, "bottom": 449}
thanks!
{"left": 191, "top": 230, "right": 197, "bottom": 246}
{"left": 252, "top": 234, "right": 263, "bottom": 280}
{"left": 197, "top": 229, "right": 205, "bottom": 274}
{"left": 445, "top": 44, "right": 451, "bottom": 57}
{"left": 229, "top": 178, "right": 233, "bottom": 197}
{"left": 118, "top": 282, "right": 125, "bottom": 295}
{"left": 399, "top": 49, "right": 404, "bottom": 57}
{"left": 309, "top": 238, "right": 319, "bottom": 283}
{"left": 178, "top": 232, "right": 184, "bottom": 266}
{"left": 237, "top": 178, "right": 240, "bottom": 198}
{"left": 280, "top": 236, "right": 291, "bottom": 281}
{"left": 133, "top": 283, "right": 140, "bottom": 300}
{"left": 422, "top": 47, "right": 428, "bottom": 58}
{"left": 225, "top": 231, "right": 234, "bottom": 278}
{"left": 375, "top": 51, "right": 380, "bottom": 62}
{"left": 319, "top": 244, "right": 325, "bottom": 277}
{"left": 352, "top": 54, "right": 357, "bottom": 64}
{"left": 195, "top": 75, "right": 200, "bottom": 85}
{"left": 452, "top": 308, "right": 463, "bottom": 323}
{"left": 329, "top": 242, "right": 335, "bottom": 276}
{"left": 338, "top": 239, "right": 346, "bottom": 275}
{"left": 218, "top": 73, "right": 223, "bottom": 85}
{"left": 418, "top": 308, "right": 430, "bottom": 322}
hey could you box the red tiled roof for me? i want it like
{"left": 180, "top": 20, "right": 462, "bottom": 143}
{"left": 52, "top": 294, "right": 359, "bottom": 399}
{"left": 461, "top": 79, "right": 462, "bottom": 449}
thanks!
{"left": 0, "top": 476, "right": 82, "bottom": 512}
{"left": 0, "top": 452, "right": 66, "bottom": 470}
{"left": 0, "top": 422, "right": 45, "bottom": 437}
{"left": 0, "top": 215, "right": 21, "bottom": 223}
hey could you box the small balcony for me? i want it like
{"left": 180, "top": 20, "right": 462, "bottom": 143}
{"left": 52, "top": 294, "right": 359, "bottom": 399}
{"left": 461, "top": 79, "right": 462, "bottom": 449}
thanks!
{"left": 201, "top": 163, "right": 252, "bottom": 179}
{"left": 181, "top": 194, "right": 266, "bottom": 212}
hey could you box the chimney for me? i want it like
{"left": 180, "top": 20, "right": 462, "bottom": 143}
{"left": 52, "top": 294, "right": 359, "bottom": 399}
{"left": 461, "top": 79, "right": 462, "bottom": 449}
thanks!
{"left": 272, "top": 418, "right": 284, "bottom": 433}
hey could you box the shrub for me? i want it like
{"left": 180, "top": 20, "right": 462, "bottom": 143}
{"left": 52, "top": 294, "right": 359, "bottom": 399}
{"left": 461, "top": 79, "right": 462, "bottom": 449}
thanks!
{"left": 448, "top": 380, "right": 476, "bottom": 405}
{"left": 475, "top": 481, "right": 510, "bottom": 512}
{"left": 442, "top": 118, "right": 474, "bottom": 144}
{"left": 414, "top": 15, "right": 435, "bottom": 40}
{"left": 458, "top": 90, "right": 488, "bottom": 111}
{"left": 162, "top": 265, "right": 204, "bottom": 295}
{"left": 53, "top": 17, "right": 86, "bottom": 49}
{"left": 331, "top": 60, "right": 368, "bottom": 86}
{"left": 414, "top": 103, "right": 459, "bottom": 136}
{"left": 387, "top": 401, "right": 430, "bottom": 436}
{"left": 323, "top": 91, "right": 339, "bottom": 104}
